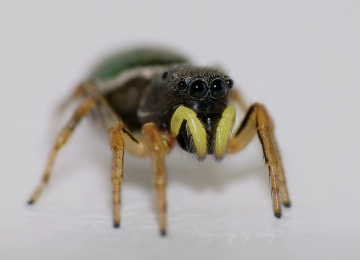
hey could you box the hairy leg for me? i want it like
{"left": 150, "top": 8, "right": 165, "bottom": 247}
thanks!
{"left": 142, "top": 123, "right": 169, "bottom": 235}
{"left": 227, "top": 103, "right": 291, "bottom": 217}
{"left": 28, "top": 98, "right": 96, "bottom": 204}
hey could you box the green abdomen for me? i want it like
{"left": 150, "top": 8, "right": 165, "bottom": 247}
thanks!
{"left": 91, "top": 47, "right": 189, "bottom": 80}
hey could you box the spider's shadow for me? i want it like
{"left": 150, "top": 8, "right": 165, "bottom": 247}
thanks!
{"left": 119, "top": 147, "right": 269, "bottom": 214}
{"left": 57, "top": 122, "right": 270, "bottom": 212}
{"left": 84, "top": 120, "right": 269, "bottom": 186}
{"left": 121, "top": 148, "right": 268, "bottom": 192}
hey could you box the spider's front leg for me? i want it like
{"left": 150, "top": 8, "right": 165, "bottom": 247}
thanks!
{"left": 228, "top": 102, "right": 291, "bottom": 217}
{"left": 110, "top": 122, "right": 173, "bottom": 234}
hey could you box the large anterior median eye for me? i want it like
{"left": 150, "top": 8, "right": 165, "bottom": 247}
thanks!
{"left": 189, "top": 80, "right": 208, "bottom": 99}
{"left": 210, "top": 79, "right": 227, "bottom": 98}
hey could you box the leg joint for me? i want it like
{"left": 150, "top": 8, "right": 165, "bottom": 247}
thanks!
{"left": 109, "top": 126, "right": 124, "bottom": 152}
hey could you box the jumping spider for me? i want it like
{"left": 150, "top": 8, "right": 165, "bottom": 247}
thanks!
{"left": 28, "top": 47, "right": 291, "bottom": 235}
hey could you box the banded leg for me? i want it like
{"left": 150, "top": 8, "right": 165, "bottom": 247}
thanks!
{"left": 28, "top": 98, "right": 96, "bottom": 204}
{"left": 142, "top": 123, "right": 168, "bottom": 236}
{"left": 227, "top": 103, "right": 291, "bottom": 218}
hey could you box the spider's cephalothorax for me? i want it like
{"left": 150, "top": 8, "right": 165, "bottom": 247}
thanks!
{"left": 137, "top": 65, "right": 236, "bottom": 161}
{"left": 29, "top": 47, "right": 291, "bottom": 236}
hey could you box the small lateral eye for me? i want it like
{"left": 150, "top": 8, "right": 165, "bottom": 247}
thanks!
{"left": 210, "top": 79, "right": 227, "bottom": 98}
{"left": 189, "top": 80, "right": 208, "bottom": 99}
{"left": 162, "top": 71, "right": 169, "bottom": 80}
{"left": 226, "top": 79, "right": 233, "bottom": 88}
{"left": 178, "top": 79, "right": 187, "bottom": 90}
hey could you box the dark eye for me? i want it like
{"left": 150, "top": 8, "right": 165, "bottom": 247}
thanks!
{"left": 210, "top": 79, "right": 227, "bottom": 98}
{"left": 189, "top": 80, "right": 208, "bottom": 99}
{"left": 162, "top": 71, "right": 169, "bottom": 80}
{"left": 226, "top": 79, "right": 233, "bottom": 88}
{"left": 178, "top": 79, "right": 187, "bottom": 90}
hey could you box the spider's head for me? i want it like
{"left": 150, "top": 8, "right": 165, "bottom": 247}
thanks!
{"left": 163, "top": 65, "right": 236, "bottom": 161}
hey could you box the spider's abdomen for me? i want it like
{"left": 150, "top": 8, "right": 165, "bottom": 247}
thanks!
{"left": 91, "top": 47, "right": 188, "bottom": 81}
{"left": 93, "top": 48, "right": 189, "bottom": 131}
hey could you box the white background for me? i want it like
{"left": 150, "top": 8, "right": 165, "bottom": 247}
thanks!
{"left": 1, "top": 0, "right": 360, "bottom": 259}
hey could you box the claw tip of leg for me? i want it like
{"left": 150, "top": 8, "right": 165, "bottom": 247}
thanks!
{"left": 113, "top": 223, "right": 120, "bottom": 228}
{"left": 27, "top": 199, "right": 34, "bottom": 205}
{"left": 160, "top": 230, "right": 167, "bottom": 236}
{"left": 283, "top": 201, "right": 291, "bottom": 208}
{"left": 275, "top": 212, "right": 282, "bottom": 219}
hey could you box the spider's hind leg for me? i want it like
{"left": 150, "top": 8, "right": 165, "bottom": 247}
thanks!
{"left": 28, "top": 98, "right": 97, "bottom": 204}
